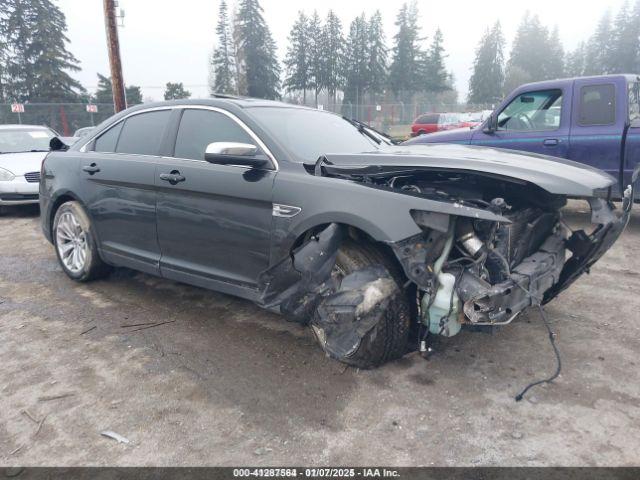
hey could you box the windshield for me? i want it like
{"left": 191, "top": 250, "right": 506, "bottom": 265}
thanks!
{"left": 0, "top": 128, "right": 54, "bottom": 153}
{"left": 629, "top": 81, "right": 640, "bottom": 122}
{"left": 248, "top": 107, "right": 379, "bottom": 163}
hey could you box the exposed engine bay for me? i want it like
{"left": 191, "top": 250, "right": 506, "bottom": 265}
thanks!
{"left": 260, "top": 161, "right": 636, "bottom": 364}
{"left": 381, "top": 170, "right": 569, "bottom": 337}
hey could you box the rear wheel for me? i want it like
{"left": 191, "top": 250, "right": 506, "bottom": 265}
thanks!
{"left": 53, "top": 201, "right": 111, "bottom": 282}
{"left": 311, "top": 240, "right": 411, "bottom": 369}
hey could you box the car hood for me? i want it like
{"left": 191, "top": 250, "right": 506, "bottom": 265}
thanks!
{"left": 311, "top": 143, "right": 616, "bottom": 197}
{"left": 404, "top": 128, "right": 474, "bottom": 145}
{"left": 0, "top": 151, "right": 47, "bottom": 176}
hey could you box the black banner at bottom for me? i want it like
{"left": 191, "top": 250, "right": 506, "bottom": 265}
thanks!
{"left": 2, "top": 467, "right": 639, "bottom": 480}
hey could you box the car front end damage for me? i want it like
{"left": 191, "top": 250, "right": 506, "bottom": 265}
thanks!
{"left": 259, "top": 150, "right": 637, "bottom": 364}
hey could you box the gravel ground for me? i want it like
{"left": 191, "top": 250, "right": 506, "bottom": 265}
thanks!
{"left": 0, "top": 201, "right": 639, "bottom": 466}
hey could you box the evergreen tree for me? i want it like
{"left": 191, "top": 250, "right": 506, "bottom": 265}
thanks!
{"left": 389, "top": 2, "right": 424, "bottom": 103}
{"left": 468, "top": 21, "right": 505, "bottom": 105}
{"left": 0, "top": 6, "right": 8, "bottom": 102}
{"left": 321, "top": 10, "right": 345, "bottom": 106}
{"left": 3, "top": 0, "right": 84, "bottom": 102}
{"left": 94, "top": 73, "right": 142, "bottom": 106}
{"left": 565, "top": 42, "right": 587, "bottom": 77}
{"left": 505, "top": 12, "right": 564, "bottom": 87}
{"left": 308, "top": 11, "right": 324, "bottom": 105}
{"left": 343, "top": 14, "right": 370, "bottom": 111}
{"left": 234, "top": 0, "right": 281, "bottom": 99}
{"left": 422, "top": 28, "right": 449, "bottom": 93}
{"left": 164, "top": 82, "right": 191, "bottom": 100}
{"left": 609, "top": 1, "right": 640, "bottom": 73}
{"left": 283, "top": 11, "right": 310, "bottom": 102}
{"left": 584, "top": 10, "right": 613, "bottom": 74}
{"left": 367, "top": 10, "right": 387, "bottom": 102}
{"left": 211, "top": 0, "right": 236, "bottom": 95}
{"left": 546, "top": 27, "right": 565, "bottom": 79}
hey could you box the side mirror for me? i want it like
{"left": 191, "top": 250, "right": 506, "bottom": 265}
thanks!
{"left": 204, "top": 142, "right": 269, "bottom": 168}
{"left": 49, "top": 137, "right": 70, "bottom": 151}
{"left": 483, "top": 114, "right": 498, "bottom": 134}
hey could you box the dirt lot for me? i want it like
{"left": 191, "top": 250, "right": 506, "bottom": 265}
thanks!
{"left": 0, "top": 202, "right": 639, "bottom": 466}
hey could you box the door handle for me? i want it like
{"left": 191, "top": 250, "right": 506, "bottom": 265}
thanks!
{"left": 82, "top": 163, "right": 100, "bottom": 174}
{"left": 543, "top": 138, "right": 559, "bottom": 146}
{"left": 159, "top": 170, "right": 186, "bottom": 185}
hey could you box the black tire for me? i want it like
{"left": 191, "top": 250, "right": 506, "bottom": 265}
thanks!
{"left": 313, "top": 240, "right": 411, "bottom": 369}
{"left": 53, "top": 201, "right": 111, "bottom": 282}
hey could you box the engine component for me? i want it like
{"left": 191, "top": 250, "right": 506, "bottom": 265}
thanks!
{"left": 421, "top": 220, "right": 463, "bottom": 337}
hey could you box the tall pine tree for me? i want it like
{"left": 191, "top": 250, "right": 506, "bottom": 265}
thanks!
{"left": 234, "top": 0, "right": 280, "bottom": 99}
{"left": 321, "top": 10, "right": 344, "bottom": 106}
{"left": 389, "top": 2, "right": 424, "bottom": 103}
{"left": 584, "top": 10, "right": 613, "bottom": 75}
{"left": 565, "top": 42, "right": 587, "bottom": 77}
{"left": 468, "top": 21, "right": 505, "bottom": 105}
{"left": 505, "top": 12, "right": 564, "bottom": 89}
{"left": 3, "top": 0, "right": 83, "bottom": 102}
{"left": 308, "top": 11, "right": 324, "bottom": 104}
{"left": 367, "top": 10, "right": 387, "bottom": 102}
{"left": 211, "top": 0, "right": 236, "bottom": 95}
{"left": 343, "top": 14, "right": 370, "bottom": 111}
{"left": 283, "top": 11, "right": 310, "bottom": 102}
{"left": 422, "top": 28, "right": 449, "bottom": 93}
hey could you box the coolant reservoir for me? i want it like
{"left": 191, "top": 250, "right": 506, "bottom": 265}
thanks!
{"left": 423, "top": 271, "right": 462, "bottom": 337}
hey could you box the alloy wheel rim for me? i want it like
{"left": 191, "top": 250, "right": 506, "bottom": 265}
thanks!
{"left": 56, "top": 211, "right": 88, "bottom": 273}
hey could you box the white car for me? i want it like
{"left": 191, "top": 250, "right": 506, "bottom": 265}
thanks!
{"left": 0, "top": 125, "right": 56, "bottom": 210}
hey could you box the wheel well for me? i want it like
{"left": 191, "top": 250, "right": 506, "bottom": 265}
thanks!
{"left": 49, "top": 194, "right": 77, "bottom": 238}
{"left": 292, "top": 223, "right": 407, "bottom": 283}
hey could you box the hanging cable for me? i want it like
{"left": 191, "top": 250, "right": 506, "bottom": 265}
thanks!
{"left": 515, "top": 304, "right": 562, "bottom": 402}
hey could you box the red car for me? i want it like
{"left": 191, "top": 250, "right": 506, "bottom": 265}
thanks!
{"left": 411, "top": 112, "right": 462, "bottom": 136}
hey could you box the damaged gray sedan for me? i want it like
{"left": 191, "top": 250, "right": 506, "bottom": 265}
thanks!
{"left": 40, "top": 98, "right": 638, "bottom": 368}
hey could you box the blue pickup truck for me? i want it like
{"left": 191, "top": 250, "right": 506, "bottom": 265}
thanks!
{"left": 406, "top": 74, "right": 640, "bottom": 195}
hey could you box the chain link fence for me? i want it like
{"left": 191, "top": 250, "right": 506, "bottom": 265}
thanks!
{"left": 0, "top": 103, "right": 116, "bottom": 136}
{"left": 1, "top": 101, "right": 494, "bottom": 138}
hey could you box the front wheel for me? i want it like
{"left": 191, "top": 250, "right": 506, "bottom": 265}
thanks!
{"left": 311, "top": 241, "right": 411, "bottom": 369}
{"left": 53, "top": 201, "right": 111, "bottom": 282}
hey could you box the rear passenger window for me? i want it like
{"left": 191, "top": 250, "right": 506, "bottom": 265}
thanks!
{"left": 174, "top": 109, "right": 255, "bottom": 161}
{"left": 115, "top": 110, "right": 171, "bottom": 156}
{"left": 579, "top": 84, "right": 615, "bottom": 126}
{"left": 93, "top": 122, "right": 123, "bottom": 153}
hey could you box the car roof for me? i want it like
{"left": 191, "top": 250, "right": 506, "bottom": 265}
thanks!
{"left": 122, "top": 96, "right": 318, "bottom": 113}
{"left": 518, "top": 74, "right": 638, "bottom": 91}
{"left": 0, "top": 124, "right": 52, "bottom": 130}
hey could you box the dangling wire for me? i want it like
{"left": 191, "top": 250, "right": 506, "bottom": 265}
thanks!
{"left": 515, "top": 304, "right": 562, "bottom": 402}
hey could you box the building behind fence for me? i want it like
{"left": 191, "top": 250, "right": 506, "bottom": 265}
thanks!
{"left": 1, "top": 101, "right": 493, "bottom": 137}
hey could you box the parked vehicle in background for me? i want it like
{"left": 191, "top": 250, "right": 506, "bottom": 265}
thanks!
{"left": 0, "top": 125, "right": 56, "bottom": 212}
{"left": 74, "top": 126, "right": 95, "bottom": 138}
{"left": 411, "top": 112, "right": 463, "bottom": 136}
{"left": 406, "top": 75, "right": 640, "bottom": 195}
{"left": 459, "top": 112, "right": 484, "bottom": 128}
{"left": 40, "top": 98, "right": 637, "bottom": 369}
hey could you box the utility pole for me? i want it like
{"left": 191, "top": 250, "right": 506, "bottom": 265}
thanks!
{"left": 103, "top": 0, "right": 126, "bottom": 113}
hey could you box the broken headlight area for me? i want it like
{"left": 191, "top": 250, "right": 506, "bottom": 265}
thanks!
{"left": 399, "top": 191, "right": 634, "bottom": 339}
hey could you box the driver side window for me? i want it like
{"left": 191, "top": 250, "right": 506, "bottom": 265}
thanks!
{"left": 174, "top": 109, "right": 257, "bottom": 161}
{"left": 497, "top": 89, "right": 563, "bottom": 132}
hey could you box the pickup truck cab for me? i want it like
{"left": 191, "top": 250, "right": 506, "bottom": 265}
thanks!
{"left": 406, "top": 74, "right": 640, "bottom": 195}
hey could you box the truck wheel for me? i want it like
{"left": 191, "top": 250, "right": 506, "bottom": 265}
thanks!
{"left": 53, "top": 201, "right": 111, "bottom": 282}
{"left": 312, "top": 240, "right": 411, "bottom": 369}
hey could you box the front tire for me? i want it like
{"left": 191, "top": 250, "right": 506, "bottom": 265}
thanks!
{"left": 53, "top": 201, "right": 111, "bottom": 282}
{"left": 312, "top": 240, "right": 411, "bottom": 369}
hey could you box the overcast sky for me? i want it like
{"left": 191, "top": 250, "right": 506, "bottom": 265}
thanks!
{"left": 57, "top": 0, "right": 626, "bottom": 102}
